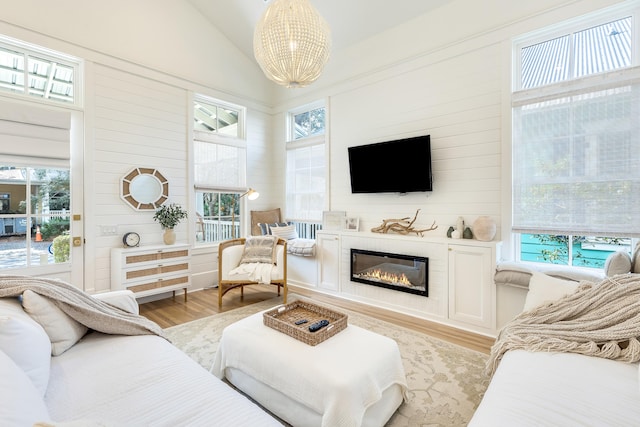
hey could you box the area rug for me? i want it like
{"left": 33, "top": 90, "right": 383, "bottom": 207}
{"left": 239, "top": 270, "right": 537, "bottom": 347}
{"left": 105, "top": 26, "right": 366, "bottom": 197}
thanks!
{"left": 164, "top": 296, "right": 490, "bottom": 427}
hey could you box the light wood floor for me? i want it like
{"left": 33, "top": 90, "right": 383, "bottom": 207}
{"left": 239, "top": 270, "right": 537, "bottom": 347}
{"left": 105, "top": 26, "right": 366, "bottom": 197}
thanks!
{"left": 138, "top": 285, "right": 495, "bottom": 354}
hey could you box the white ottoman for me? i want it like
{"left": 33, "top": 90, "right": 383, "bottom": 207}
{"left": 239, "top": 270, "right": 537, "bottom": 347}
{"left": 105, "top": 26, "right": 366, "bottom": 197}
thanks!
{"left": 211, "top": 309, "right": 408, "bottom": 427}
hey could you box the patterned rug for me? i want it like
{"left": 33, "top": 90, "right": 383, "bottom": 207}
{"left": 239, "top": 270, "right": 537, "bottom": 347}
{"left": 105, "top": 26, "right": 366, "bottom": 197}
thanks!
{"left": 164, "top": 296, "right": 490, "bottom": 427}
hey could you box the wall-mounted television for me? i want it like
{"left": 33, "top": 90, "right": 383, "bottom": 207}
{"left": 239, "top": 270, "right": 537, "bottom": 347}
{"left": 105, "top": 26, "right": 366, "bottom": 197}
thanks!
{"left": 348, "top": 134, "right": 432, "bottom": 194}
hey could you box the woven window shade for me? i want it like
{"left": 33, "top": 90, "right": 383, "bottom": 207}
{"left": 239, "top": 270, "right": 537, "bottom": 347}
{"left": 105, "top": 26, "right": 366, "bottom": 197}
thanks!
{"left": 512, "top": 66, "right": 640, "bottom": 237}
{"left": 254, "top": 0, "right": 331, "bottom": 88}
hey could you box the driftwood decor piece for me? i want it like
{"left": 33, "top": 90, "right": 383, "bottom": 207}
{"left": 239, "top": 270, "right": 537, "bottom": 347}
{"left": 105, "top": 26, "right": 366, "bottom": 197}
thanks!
{"left": 371, "top": 209, "right": 437, "bottom": 237}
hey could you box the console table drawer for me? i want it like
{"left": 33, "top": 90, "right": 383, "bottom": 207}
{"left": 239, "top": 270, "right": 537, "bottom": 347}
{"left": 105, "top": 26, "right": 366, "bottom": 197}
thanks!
{"left": 125, "top": 263, "right": 189, "bottom": 280}
{"left": 111, "top": 243, "right": 191, "bottom": 300}
{"left": 127, "top": 275, "right": 189, "bottom": 294}
{"left": 124, "top": 249, "right": 189, "bottom": 265}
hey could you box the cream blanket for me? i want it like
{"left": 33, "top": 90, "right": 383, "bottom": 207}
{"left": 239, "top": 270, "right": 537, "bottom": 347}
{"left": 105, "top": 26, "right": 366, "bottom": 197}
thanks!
{"left": 0, "top": 275, "right": 164, "bottom": 338}
{"left": 486, "top": 274, "right": 640, "bottom": 377}
{"left": 229, "top": 263, "right": 274, "bottom": 284}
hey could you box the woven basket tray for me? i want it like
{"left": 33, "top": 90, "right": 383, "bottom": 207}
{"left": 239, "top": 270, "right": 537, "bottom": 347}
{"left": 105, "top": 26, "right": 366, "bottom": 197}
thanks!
{"left": 263, "top": 300, "right": 348, "bottom": 346}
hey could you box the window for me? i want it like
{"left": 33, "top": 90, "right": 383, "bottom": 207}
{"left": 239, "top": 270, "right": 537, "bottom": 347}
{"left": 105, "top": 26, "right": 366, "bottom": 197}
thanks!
{"left": 512, "top": 7, "right": 640, "bottom": 267}
{"left": 0, "top": 35, "right": 80, "bottom": 106}
{"left": 193, "top": 95, "right": 246, "bottom": 243}
{"left": 286, "top": 102, "right": 327, "bottom": 236}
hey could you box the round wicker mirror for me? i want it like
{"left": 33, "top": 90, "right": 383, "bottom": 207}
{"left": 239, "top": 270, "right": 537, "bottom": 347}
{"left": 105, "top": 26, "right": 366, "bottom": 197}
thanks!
{"left": 121, "top": 167, "right": 169, "bottom": 210}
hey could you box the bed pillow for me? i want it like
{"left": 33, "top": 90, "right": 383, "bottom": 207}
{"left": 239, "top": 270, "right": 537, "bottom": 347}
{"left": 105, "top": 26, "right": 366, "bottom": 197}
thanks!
{"left": 523, "top": 272, "right": 579, "bottom": 312}
{"left": 0, "top": 350, "right": 51, "bottom": 426}
{"left": 22, "top": 290, "right": 88, "bottom": 356}
{"left": 270, "top": 224, "right": 299, "bottom": 240}
{"left": 0, "top": 298, "right": 51, "bottom": 396}
{"left": 239, "top": 236, "right": 279, "bottom": 264}
{"left": 604, "top": 251, "right": 632, "bottom": 277}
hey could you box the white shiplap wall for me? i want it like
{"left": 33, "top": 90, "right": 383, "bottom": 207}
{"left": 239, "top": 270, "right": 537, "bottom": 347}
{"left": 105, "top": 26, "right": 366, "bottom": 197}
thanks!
{"left": 328, "top": 42, "right": 502, "bottom": 239}
{"left": 88, "top": 64, "right": 188, "bottom": 293}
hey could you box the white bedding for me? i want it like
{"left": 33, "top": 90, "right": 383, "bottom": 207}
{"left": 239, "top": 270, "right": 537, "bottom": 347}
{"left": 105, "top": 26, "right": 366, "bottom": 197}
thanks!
{"left": 469, "top": 349, "right": 640, "bottom": 426}
{"left": 45, "top": 333, "right": 281, "bottom": 427}
{"left": 212, "top": 311, "right": 408, "bottom": 427}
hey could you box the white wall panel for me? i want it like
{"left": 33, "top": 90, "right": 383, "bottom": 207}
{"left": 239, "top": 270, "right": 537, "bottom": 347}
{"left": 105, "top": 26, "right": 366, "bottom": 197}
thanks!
{"left": 329, "top": 42, "right": 502, "bottom": 238}
{"left": 89, "top": 65, "right": 188, "bottom": 292}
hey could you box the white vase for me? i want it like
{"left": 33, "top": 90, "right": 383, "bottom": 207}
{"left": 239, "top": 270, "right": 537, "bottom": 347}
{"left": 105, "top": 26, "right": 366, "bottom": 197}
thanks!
{"left": 163, "top": 228, "right": 176, "bottom": 245}
{"left": 472, "top": 216, "right": 496, "bottom": 241}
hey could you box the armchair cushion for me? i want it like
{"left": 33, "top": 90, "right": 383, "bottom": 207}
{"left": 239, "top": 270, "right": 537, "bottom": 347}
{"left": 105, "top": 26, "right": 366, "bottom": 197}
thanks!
{"left": 239, "top": 236, "right": 279, "bottom": 265}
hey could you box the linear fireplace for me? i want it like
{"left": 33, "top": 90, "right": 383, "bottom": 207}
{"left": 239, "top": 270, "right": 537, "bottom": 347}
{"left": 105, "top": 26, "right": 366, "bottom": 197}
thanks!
{"left": 350, "top": 249, "right": 428, "bottom": 297}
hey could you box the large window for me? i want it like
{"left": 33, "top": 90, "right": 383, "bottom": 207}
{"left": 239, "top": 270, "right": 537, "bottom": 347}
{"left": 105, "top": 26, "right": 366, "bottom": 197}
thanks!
{"left": 512, "top": 9, "right": 640, "bottom": 267}
{"left": 193, "top": 95, "right": 247, "bottom": 243}
{"left": 285, "top": 102, "right": 327, "bottom": 237}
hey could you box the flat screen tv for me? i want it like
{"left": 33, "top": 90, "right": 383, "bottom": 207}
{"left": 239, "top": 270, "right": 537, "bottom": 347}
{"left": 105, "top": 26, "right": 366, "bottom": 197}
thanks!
{"left": 348, "top": 134, "right": 432, "bottom": 194}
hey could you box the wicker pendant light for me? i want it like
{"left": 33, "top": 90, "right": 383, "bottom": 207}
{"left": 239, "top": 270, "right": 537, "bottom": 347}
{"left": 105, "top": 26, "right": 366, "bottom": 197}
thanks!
{"left": 254, "top": 0, "right": 331, "bottom": 88}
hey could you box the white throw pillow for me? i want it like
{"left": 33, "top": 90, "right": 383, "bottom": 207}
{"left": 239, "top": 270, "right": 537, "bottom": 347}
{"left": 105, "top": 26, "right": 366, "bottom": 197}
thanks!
{"left": 270, "top": 224, "right": 299, "bottom": 240}
{"left": 0, "top": 350, "right": 51, "bottom": 426}
{"left": 0, "top": 298, "right": 51, "bottom": 396}
{"left": 604, "top": 251, "right": 632, "bottom": 277}
{"left": 523, "top": 272, "right": 579, "bottom": 311}
{"left": 93, "top": 290, "right": 139, "bottom": 315}
{"left": 239, "top": 236, "right": 278, "bottom": 264}
{"left": 22, "top": 290, "right": 88, "bottom": 356}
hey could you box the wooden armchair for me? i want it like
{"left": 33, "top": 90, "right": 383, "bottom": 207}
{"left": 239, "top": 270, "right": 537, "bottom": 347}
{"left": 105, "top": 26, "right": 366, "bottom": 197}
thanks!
{"left": 217, "top": 237, "right": 287, "bottom": 307}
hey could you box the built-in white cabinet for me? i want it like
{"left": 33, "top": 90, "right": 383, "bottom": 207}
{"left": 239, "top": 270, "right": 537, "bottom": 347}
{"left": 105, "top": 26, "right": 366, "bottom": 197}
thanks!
{"left": 111, "top": 244, "right": 190, "bottom": 299}
{"left": 447, "top": 241, "right": 501, "bottom": 334}
{"left": 317, "top": 231, "right": 340, "bottom": 291}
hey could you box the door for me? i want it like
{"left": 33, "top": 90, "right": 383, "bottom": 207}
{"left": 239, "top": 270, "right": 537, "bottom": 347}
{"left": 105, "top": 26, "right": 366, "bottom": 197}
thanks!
{"left": 0, "top": 108, "right": 84, "bottom": 287}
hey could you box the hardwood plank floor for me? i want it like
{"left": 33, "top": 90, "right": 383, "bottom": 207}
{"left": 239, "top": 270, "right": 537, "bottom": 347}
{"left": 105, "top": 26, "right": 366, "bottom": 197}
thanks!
{"left": 138, "top": 285, "right": 495, "bottom": 354}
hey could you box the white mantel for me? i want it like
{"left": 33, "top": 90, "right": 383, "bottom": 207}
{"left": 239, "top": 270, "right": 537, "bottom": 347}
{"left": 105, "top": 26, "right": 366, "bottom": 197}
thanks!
{"left": 289, "top": 230, "right": 502, "bottom": 337}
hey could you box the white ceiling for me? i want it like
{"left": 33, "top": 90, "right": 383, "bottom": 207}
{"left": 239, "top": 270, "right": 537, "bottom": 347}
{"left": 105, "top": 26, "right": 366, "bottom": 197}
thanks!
{"left": 187, "top": 0, "right": 451, "bottom": 60}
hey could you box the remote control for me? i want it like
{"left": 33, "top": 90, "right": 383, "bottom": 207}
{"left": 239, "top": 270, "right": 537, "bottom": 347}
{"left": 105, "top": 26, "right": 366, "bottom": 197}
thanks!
{"left": 294, "top": 319, "right": 308, "bottom": 325}
{"left": 308, "top": 319, "right": 329, "bottom": 332}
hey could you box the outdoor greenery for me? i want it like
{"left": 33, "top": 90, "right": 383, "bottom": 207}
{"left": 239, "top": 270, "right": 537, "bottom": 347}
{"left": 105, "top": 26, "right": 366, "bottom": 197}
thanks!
{"left": 52, "top": 234, "right": 70, "bottom": 263}
{"left": 153, "top": 203, "right": 188, "bottom": 229}
{"left": 40, "top": 218, "right": 69, "bottom": 240}
{"left": 294, "top": 107, "right": 325, "bottom": 139}
{"left": 532, "top": 234, "right": 587, "bottom": 266}
{"left": 531, "top": 234, "right": 628, "bottom": 267}
{"left": 201, "top": 193, "right": 237, "bottom": 218}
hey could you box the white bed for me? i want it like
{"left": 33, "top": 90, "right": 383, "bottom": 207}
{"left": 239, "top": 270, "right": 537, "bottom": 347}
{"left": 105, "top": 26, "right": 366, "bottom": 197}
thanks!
{"left": 469, "top": 349, "right": 640, "bottom": 426}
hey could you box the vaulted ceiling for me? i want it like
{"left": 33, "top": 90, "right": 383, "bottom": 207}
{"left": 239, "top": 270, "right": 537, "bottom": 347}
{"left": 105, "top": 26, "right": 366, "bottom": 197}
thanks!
{"left": 187, "top": 0, "right": 451, "bottom": 60}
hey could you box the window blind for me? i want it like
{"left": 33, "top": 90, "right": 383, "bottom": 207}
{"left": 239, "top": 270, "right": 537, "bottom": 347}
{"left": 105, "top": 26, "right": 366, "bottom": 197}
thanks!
{"left": 512, "top": 66, "right": 640, "bottom": 237}
{"left": 193, "top": 134, "right": 246, "bottom": 191}
{"left": 0, "top": 100, "right": 70, "bottom": 164}
{"left": 285, "top": 142, "right": 325, "bottom": 221}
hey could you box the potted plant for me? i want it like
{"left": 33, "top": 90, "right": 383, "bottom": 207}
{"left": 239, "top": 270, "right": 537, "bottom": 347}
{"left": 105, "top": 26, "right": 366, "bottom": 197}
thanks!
{"left": 153, "top": 203, "right": 188, "bottom": 245}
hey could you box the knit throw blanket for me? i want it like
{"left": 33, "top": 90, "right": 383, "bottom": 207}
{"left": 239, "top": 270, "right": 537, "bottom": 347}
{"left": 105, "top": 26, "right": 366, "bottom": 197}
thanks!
{"left": 0, "top": 275, "right": 164, "bottom": 338}
{"left": 486, "top": 274, "right": 640, "bottom": 377}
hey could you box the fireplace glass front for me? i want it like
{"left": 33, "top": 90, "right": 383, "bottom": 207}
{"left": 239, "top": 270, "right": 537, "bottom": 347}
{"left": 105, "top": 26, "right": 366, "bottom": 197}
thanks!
{"left": 350, "top": 249, "right": 428, "bottom": 297}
